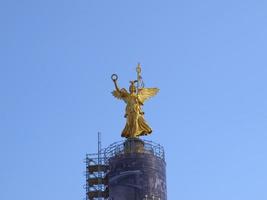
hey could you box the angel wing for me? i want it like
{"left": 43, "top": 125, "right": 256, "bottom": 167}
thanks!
{"left": 112, "top": 88, "right": 129, "bottom": 102}
{"left": 138, "top": 88, "right": 159, "bottom": 104}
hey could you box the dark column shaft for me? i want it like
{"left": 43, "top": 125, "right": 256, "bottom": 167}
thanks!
{"left": 107, "top": 138, "right": 167, "bottom": 200}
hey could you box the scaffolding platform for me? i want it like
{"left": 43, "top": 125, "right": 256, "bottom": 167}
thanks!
{"left": 85, "top": 152, "right": 109, "bottom": 200}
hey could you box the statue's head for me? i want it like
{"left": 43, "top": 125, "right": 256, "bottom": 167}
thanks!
{"left": 129, "top": 80, "right": 137, "bottom": 94}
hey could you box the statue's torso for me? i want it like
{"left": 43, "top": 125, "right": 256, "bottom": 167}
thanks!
{"left": 125, "top": 94, "right": 141, "bottom": 114}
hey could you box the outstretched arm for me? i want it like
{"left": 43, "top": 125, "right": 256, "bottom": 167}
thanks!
{"left": 113, "top": 79, "right": 120, "bottom": 92}
{"left": 111, "top": 74, "right": 128, "bottom": 101}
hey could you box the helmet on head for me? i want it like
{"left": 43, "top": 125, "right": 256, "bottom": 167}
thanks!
{"left": 129, "top": 80, "right": 138, "bottom": 93}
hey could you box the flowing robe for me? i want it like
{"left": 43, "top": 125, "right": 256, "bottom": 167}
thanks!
{"left": 122, "top": 93, "right": 152, "bottom": 138}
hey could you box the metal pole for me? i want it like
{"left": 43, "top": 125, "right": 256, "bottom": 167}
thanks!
{"left": 97, "top": 132, "right": 101, "bottom": 199}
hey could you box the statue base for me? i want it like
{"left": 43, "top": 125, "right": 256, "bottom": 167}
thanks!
{"left": 123, "top": 137, "right": 145, "bottom": 154}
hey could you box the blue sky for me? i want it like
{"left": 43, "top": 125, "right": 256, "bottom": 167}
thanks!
{"left": 0, "top": 0, "right": 267, "bottom": 200}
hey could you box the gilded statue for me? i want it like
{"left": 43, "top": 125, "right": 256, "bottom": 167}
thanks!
{"left": 111, "top": 64, "right": 159, "bottom": 138}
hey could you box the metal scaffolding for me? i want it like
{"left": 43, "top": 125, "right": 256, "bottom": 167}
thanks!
{"left": 85, "top": 133, "right": 109, "bottom": 200}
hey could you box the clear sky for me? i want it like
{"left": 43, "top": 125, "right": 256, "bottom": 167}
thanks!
{"left": 0, "top": 0, "right": 267, "bottom": 200}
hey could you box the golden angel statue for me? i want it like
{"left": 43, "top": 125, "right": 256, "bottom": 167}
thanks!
{"left": 111, "top": 64, "right": 159, "bottom": 138}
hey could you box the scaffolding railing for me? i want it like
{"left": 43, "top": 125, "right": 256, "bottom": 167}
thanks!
{"left": 104, "top": 139, "right": 165, "bottom": 162}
